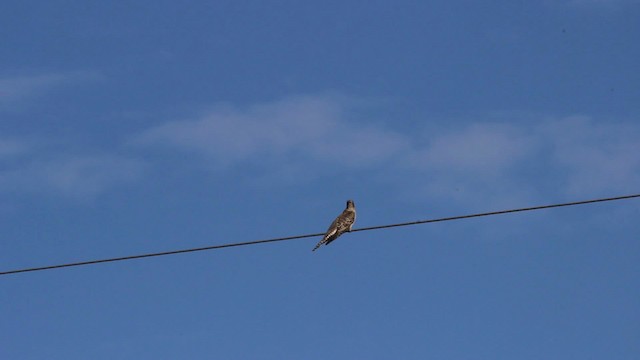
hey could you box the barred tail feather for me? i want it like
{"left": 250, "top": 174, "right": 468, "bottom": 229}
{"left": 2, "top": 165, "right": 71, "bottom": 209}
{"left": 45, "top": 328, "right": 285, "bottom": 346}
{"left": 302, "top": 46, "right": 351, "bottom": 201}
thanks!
{"left": 312, "top": 239, "right": 325, "bottom": 252}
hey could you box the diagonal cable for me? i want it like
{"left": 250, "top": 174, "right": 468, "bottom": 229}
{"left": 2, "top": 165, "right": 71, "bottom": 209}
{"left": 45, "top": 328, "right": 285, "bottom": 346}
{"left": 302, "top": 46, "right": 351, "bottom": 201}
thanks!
{"left": 1, "top": 193, "right": 638, "bottom": 276}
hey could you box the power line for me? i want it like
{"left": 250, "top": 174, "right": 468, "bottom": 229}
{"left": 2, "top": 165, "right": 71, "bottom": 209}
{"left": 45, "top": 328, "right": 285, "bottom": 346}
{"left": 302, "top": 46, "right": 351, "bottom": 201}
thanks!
{"left": 352, "top": 193, "right": 640, "bottom": 232}
{"left": 1, "top": 193, "right": 638, "bottom": 276}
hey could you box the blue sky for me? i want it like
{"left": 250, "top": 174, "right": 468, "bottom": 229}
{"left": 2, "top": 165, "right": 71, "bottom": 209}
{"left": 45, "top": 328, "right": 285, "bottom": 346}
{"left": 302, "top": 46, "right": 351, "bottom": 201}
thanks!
{"left": 1, "top": 0, "right": 639, "bottom": 358}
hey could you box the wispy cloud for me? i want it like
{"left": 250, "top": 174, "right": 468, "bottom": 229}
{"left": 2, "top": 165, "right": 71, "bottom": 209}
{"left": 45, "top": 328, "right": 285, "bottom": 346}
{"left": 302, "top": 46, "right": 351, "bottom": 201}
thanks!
{"left": 403, "top": 122, "right": 539, "bottom": 207}
{"left": 0, "top": 154, "right": 144, "bottom": 199}
{"left": 136, "top": 95, "right": 408, "bottom": 169}
{"left": 0, "top": 136, "right": 143, "bottom": 199}
{"left": 405, "top": 116, "right": 640, "bottom": 206}
{"left": 135, "top": 94, "right": 640, "bottom": 205}
{"left": 409, "top": 123, "right": 535, "bottom": 178}
{"left": 0, "top": 71, "right": 100, "bottom": 108}
{"left": 541, "top": 116, "right": 640, "bottom": 196}
{"left": 0, "top": 70, "right": 144, "bottom": 200}
{"left": 0, "top": 138, "right": 30, "bottom": 158}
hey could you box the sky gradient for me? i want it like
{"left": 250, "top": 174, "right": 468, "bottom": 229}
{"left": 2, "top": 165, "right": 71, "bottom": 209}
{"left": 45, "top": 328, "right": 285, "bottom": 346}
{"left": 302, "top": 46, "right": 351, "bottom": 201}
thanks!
{"left": 1, "top": 1, "right": 639, "bottom": 359}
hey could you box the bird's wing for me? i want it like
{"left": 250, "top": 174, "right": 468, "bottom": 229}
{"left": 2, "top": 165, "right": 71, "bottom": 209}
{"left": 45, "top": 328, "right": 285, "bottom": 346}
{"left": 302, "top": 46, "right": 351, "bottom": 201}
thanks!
{"left": 314, "top": 208, "right": 355, "bottom": 251}
{"left": 335, "top": 210, "right": 355, "bottom": 231}
{"left": 323, "top": 218, "right": 339, "bottom": 241}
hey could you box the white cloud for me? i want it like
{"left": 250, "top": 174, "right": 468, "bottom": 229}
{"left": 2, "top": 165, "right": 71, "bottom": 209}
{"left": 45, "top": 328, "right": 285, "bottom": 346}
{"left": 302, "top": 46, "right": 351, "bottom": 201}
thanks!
{"left": 0, "top": 154, "right": 144, "bottom": 199}
{"left": 134, "top": 94, "right": 640, "bottom": 205}
{"left": 402, "top": 123, "right": 539, "bottom": 208}
{"left": 0, "top": 71, "right": 100, "bottom": 108}
{"left": 38, "top": 155, "right": 144, "bottom": 197}
{"left": 541, "top": 116, "right": 640, "bottom": 195}
{"left": 136, "top": 94, "right": 408, "bottom": 169}
{"left": 410, "top": 123, "right": 535, "bottom": 177}
{"left": 0, "top": 135, "right": 143, "bottom": 201}
{"left": 0, "top": 138, "right": 30, "bottom": 158}
{"left": 0, "top": 135, "right": 146, "bottom": 199}
{"left": 404, "top": 116, "right": 640, "bottom": 205}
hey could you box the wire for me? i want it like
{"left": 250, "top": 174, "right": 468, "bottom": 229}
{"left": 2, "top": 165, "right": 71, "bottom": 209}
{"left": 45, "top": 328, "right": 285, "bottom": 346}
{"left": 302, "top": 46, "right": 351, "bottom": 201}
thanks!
{"left": 351, "top": 193, "right": 640, "bottom": 232}
{"left": 1, "top": 193, "right": 638, "bottom": 276}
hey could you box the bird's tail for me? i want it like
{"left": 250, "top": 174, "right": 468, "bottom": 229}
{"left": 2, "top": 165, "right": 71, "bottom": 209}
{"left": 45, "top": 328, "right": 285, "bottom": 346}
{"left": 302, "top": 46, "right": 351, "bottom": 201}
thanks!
{"left": 312, "top": 239, "right": 325, "bottom": 252}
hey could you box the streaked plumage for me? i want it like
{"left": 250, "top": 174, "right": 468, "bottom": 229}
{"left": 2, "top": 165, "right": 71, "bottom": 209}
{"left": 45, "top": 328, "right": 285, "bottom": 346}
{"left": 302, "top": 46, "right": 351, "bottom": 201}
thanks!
{"left": 312, "top": 200, "right": 356, "bottom": 251}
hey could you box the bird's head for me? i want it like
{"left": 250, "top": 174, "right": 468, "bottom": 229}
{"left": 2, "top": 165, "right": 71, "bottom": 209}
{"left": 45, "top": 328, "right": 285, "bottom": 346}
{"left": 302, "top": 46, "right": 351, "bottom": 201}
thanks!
{"left": 346, "top": 200, "right": 355, "bottom": 209}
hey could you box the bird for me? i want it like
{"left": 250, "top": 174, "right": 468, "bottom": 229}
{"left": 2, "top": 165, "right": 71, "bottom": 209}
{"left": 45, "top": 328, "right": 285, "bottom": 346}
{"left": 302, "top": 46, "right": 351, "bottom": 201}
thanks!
{"left": 312, "top": 200, "right": 356, "bottom": 251}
